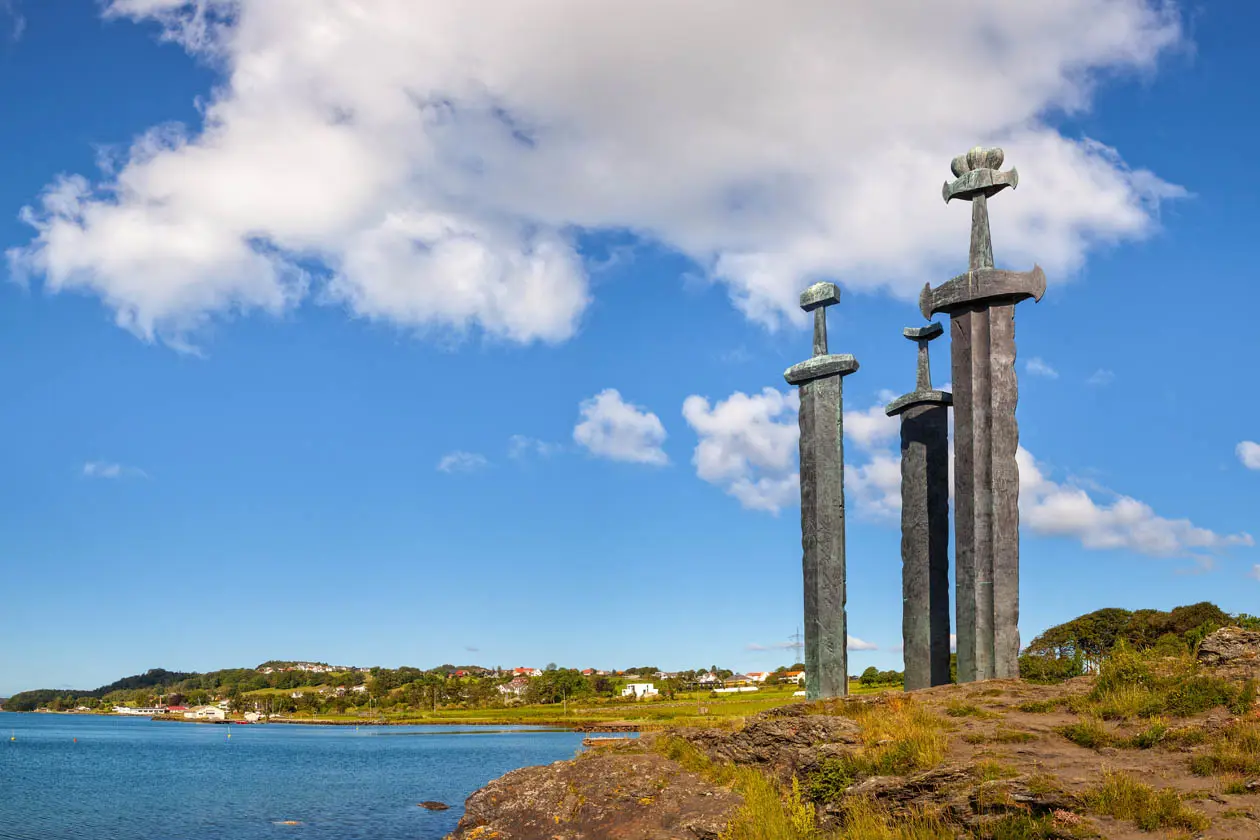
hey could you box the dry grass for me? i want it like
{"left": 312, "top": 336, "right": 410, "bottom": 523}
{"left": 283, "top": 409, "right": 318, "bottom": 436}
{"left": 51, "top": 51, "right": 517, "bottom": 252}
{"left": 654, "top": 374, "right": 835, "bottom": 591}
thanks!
{"left": 1189, "top": 718, "right": 1260, "bottom": 777}
{"left": 809, "top": 698, "right": 949, "bottom": 803}
{"left": 1083, "top": 770, "right": 1209, "bottom": 833}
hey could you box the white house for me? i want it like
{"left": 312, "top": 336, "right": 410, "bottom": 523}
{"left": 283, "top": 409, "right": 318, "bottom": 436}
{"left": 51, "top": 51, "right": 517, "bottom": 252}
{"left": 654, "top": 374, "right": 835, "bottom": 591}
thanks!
{"left": 498, "top": 677, "right": 531, "bottom": 698}
{"left": 183, "top": 705, "right": 227, "bottom": 721}
{"left": 351, "top": 685, "right": 368, "bottom": 693}
{"left": 697, "top": 672, "right": 721, "bottom": 685}
{"left": 622, "top": 682, "right": 659, "bottom": 699}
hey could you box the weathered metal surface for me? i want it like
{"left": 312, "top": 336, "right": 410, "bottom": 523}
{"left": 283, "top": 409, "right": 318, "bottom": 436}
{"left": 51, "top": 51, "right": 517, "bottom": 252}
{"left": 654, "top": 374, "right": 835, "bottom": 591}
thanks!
{"left": 798, "top": 373, "right": 848, "bottom": 700}
{"left": 923, "top": 147, "right": 1044, "bottom": 683}
{"left": 800, "top": 282, "right": 842, "bottom": 311}
{"left": 898, "top": 403, "right": 952, "bottom": 690}
{"left": 785, "top": 284, "right": 856, "bottom": 701}
{"left": 951, "top": 311, "right": 978, "bottom": 684}
{"left": 990, "top": 303, "right": 1021, "bottom": 679}
{"left": 887, "top": 323, "right": 951, "bottom": 690}
{"left": 785, "top": 354, "right": 859, "bottom": 386}
{"left": 919, "top": 266, "right": 1046, "bottom": 320}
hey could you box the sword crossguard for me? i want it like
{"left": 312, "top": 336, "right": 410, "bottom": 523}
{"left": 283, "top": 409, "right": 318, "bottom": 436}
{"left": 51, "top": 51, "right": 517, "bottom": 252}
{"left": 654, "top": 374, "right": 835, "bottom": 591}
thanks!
{"left": 943, "top": 146, "right": 1019, "bottom": 204}
{"left": 784, "top": 282, "right": 859, "bottom": 386}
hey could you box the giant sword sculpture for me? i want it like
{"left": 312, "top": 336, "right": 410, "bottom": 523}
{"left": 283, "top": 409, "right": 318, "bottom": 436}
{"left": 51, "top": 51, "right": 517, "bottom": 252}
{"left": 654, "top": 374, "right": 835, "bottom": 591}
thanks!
{"left": 920, "top": 147, "right": 1045, "bottom": 682}
{"left": 785, "top": 282, "right": 858, "bottom": 700}
{"left": 886, "top": 323, "right": 952, "bottom": 690}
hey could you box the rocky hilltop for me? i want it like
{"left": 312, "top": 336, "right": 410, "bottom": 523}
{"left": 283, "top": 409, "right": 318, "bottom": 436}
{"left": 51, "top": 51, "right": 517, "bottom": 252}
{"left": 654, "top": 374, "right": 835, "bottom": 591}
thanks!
{"left": 448, "top": 627, "right": 1260, "bottom": 840}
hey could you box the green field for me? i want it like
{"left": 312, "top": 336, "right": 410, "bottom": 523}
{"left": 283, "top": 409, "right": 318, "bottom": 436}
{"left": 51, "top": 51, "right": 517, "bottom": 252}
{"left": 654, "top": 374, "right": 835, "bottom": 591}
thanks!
{"left": 256, "top": 682, "right": 898, "bottom": 729}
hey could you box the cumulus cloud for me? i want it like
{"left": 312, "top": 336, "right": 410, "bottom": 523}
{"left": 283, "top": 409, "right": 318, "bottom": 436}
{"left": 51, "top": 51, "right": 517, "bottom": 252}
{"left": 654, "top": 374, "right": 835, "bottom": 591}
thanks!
{"left": 686, "top": 386, "right": 1251, "bottom": 558}
{"left": 1018, "top": 448, "right": 1253, "bottom": 557}
{"left": 1087, "top": 369, "right": 1116, "bottom": 386}
{"left": 436, "top": 450, "right": 488, "bottom": 473}
{"left": 82, "top": 460, "right": 147, "bottom": 479}
{"left": 1025, "top": 357, "right": 1060, "bottom": 379}
{"left": 848, "top": 636, "right": 878, "bottom": 652}
{"left": 1250, "top": 565, "right": 1260, "bottom": 582}
{"left": 682, "top": 388, "right": 801, "bottom": 513}
{"left": 682, "top": 388, "right": 906, "bottom": 514}
{"left": 9, "top": 0, "right": 1187, "bottom": 349}
{"left": 1237, "top": 441, "right": 1260, "bottom": 471}
{"left": 573, "top": 389, "right": 667, "bottom": 465}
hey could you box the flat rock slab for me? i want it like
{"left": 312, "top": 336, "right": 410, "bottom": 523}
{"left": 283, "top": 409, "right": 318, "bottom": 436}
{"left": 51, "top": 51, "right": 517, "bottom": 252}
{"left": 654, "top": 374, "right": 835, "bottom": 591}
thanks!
{"left": 668, "top": 707, "right": 860, "bottom": 782}
{"left": 419, "top": 801, "right": 450, "bottom": 810}
{"left": 447, "top": 751, "right": 740, "bottom": 840}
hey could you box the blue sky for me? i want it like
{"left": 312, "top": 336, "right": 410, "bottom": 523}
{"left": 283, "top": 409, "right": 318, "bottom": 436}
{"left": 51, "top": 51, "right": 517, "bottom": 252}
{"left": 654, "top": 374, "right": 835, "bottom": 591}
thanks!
{"left": 1, "top": 0, "right": 1257, "bottom": 697}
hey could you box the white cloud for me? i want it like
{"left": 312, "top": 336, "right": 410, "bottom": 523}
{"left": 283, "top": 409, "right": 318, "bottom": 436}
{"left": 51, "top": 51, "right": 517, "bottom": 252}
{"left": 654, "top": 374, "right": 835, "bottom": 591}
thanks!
{"left": 436, "top": 451, "right": 488, "bottom": 473}
{"left": 682, "top": 388, "right": 900, "bottom": 514}
{"left": 82, "top": 460, "right": 147, "bottom": 479}
{"left": 573, "top": 389, "right": 667, "bottom": 465}
{"left": 1018, "top": 447, "right": 1253, "bottom": 557}
{"left": 686, "top": 387, "right": 1251, "bottom": 559}
{"left": 845, "top": 395, "right": 900, "bottom": 451}
{"left": 1086, "top": 369, "right": 1115, "bottom": 386}
{"left": 1025, "top": 357, "right": 1059, "bottom": 379}
{"left": 848, "top": 636, "right": 878, "bottom": 652}
{"left": 682, "top": 388, "right": 800, "bottom": 513}
{"left": 950, "top": 634, "right": 958, "bottom": 653}
{"left": 1237, "top": 441, "right": 1260, "bottom": 471}
{"left": 508, "top": 435, "right": 563, "bottom": 459}
{"left": 10, "top": 0, "right": 1187, "bottom": 349}
{"left": 848, "top": 451, "right": 903, "bottom": 521}
{"left": 1249, "top": 565, "right": 1260, "bottom": 582}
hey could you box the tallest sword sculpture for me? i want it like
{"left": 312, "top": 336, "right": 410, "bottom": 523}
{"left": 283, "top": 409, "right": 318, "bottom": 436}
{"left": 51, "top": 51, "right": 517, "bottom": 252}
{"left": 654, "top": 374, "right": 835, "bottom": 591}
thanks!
{"left": 920, "top": 147, "right": 1046, "bottom": 683}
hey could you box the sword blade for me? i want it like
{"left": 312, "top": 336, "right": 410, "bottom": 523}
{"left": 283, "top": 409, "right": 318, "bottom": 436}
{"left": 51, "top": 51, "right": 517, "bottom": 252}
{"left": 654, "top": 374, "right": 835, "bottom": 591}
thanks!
{"left": 990, "top": 303, "right": 1021, "bottom": 678}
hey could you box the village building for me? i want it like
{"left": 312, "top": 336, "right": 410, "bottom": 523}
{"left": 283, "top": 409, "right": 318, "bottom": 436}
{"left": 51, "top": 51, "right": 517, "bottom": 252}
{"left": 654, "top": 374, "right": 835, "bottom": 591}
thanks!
{"left": 621, "top": 682, "right": 659, "bottom": 699}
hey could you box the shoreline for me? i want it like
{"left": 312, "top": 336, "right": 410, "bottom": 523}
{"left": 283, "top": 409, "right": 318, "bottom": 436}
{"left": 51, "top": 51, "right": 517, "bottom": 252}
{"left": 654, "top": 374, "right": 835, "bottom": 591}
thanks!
{"left": 1, "top": 709, "right": 642, "bottom": 732}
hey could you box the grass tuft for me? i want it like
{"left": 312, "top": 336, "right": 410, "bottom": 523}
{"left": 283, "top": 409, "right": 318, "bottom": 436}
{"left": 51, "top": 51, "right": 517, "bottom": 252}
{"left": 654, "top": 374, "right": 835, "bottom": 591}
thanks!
{"left": 1084, "top": 771, "right": 1209, "bottom": 832}
{"left": 808, "top": 698, "right": 948, "bottom": 803}
{"left": 1188, "top": 719, "right": 1260, "bottom": 777}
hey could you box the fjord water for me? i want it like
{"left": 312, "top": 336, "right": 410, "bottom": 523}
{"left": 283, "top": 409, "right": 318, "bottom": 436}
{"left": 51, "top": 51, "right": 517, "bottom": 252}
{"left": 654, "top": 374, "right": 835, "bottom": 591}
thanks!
{"left": 0, "top": 712, "right": 586, "bottom": 840}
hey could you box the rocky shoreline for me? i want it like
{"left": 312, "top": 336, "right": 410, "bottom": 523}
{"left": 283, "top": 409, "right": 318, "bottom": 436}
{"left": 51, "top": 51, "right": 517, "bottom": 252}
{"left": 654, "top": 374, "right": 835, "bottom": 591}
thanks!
{"left": 444, "top": 628, "right": 1260, "bottom": 840}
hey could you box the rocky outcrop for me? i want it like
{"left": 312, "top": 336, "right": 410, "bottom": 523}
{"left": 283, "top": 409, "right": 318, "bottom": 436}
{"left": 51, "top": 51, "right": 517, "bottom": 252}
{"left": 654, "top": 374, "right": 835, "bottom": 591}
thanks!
{"left": 667, "top": 703, "right": 861, "bottom": 783}
{"left": 828, "top": 764, "right": 1080, "bottom": 828}
{"left": 1198, "top": 626, "right": 1260, "bottom": 680}
{"left": 446, "top": 751, "right": 740, "bottom": 840}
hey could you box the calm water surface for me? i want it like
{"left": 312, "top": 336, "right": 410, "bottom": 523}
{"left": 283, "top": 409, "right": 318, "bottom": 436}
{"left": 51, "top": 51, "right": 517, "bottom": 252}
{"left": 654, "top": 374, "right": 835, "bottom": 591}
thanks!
{"left": 0, "top": 711, "right": 588, "bottom": 840}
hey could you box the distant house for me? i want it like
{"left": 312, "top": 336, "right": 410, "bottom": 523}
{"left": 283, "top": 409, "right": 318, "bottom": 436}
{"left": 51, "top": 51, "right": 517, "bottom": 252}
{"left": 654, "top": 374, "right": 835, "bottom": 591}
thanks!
{"left": 351, "top": 685, "right": 368, "bottom": 694}
{"left": 184, "top": 705, "right": 227, "bottom": 721}
{"left": 512, "top": 667, "right": 543, "bottom": 677}
{"left": 622, "top": 682, "right": 659, "bottom": 699}
{"left": 697, "top": 672, "right": 721, "bottom": 685}
{"left": 746, "top": 672, "right": 773, "bottom": 684}
{"left": 723, "top": 674, "right": 754, "bottom": 687}
{"left": 290, "top": 691, "right": 305, "bottom": 699}
{"left": 785, "top": 670, "right": 806, "bottom": 684}
{"left": 498, "top": 677, "right": 531, "bottom": 698}
{"left": 580, "top": 668, "right": 596, "bottom": 676}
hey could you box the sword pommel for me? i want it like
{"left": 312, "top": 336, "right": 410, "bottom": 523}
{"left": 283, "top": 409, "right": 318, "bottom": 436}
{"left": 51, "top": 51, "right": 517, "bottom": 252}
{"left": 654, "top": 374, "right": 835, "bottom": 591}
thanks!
{"left": 943, "top": 146, "right": 1018, "bottom": 203}
{"left": 800, "top": 282, "right": 841, "bottom": 312}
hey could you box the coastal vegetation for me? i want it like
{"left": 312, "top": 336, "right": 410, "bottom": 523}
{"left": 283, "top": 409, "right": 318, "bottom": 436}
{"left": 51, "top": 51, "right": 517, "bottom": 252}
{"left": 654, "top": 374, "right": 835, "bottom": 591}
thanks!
{"left": 2, "top": 659, "right": 901, "bottom": 726}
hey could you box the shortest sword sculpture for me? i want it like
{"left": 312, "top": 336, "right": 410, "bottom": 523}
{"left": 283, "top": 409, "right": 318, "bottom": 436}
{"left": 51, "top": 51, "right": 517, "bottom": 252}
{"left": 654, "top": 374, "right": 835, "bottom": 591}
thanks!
{"left": 886, "top": 323, "right": 952, "bottom": 691}
{"left": 785, "top": 282, "right": 858, "bottom": 700}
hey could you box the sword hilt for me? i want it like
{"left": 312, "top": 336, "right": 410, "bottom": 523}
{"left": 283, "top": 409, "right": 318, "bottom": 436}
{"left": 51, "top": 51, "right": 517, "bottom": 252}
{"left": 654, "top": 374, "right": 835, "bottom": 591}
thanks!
{"left": 800, "top": 282, "right": 841, "bottom": 357}
{"left": 903, "top": 322, "right": 944, "bottom": 391}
